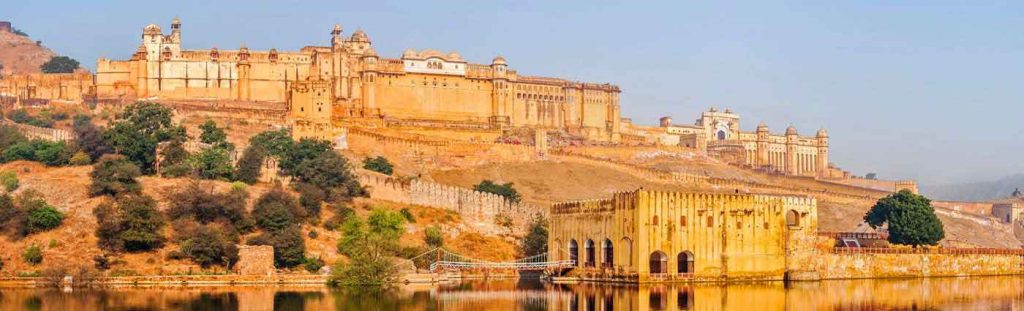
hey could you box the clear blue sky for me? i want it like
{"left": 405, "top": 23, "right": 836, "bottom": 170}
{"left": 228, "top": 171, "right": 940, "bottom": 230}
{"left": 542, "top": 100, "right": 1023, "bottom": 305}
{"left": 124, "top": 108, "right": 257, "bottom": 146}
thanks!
{"left": 6, "top": 1, "right": 1023, "bottom": 185}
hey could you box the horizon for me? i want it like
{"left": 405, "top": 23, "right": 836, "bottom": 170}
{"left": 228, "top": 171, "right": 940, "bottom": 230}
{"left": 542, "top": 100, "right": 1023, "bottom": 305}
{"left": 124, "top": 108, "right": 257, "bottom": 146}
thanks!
{"left": 6, "top": 1, "right": 1023, "bottom": 186}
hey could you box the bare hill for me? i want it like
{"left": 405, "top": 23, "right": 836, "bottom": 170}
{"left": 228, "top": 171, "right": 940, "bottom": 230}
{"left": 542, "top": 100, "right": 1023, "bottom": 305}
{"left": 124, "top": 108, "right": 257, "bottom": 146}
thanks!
{"left": 0, "top": 30, "right": 55, "bottom": 74}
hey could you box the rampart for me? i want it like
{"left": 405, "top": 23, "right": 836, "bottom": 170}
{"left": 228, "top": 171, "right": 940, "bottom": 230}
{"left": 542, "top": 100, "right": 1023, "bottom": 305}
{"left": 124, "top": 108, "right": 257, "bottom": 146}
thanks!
{"left": 1, "top": 119, "right": 72, "bottom": 142}
{"left": 359, "top": 170, "right": 541, "bottom": 235}
{"left": 819, "top": 246, "right": 1024, "bottom": 279}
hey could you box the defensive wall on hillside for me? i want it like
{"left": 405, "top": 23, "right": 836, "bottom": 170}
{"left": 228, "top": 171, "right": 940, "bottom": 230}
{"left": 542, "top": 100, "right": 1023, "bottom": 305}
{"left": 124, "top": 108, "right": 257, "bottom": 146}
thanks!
{"left": 0, "top": 119, "right": 72, "bottom": 142}
{"left": 359, "top": 170, "right": 540, "bottom": 235}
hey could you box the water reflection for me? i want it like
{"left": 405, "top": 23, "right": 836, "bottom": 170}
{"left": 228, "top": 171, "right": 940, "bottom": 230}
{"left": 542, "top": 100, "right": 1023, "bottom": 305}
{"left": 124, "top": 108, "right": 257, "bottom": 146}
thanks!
{"left": 0, "top": 276, "right": 1021, "bottom": 310}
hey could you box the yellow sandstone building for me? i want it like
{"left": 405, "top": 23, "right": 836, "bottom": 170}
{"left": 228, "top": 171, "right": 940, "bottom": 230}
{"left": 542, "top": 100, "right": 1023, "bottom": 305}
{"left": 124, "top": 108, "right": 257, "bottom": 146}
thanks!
{"left": 93, "top": 19, "right": 623, "bottom": 142}
{"left": 548, "top": 189, "right": 818, "bottom": 283}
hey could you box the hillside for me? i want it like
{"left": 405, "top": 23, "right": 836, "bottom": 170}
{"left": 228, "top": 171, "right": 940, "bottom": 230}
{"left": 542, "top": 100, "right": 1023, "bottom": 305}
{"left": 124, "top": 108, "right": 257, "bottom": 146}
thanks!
{"left": 0, "top": 161, "right": 516, "bottom": 276}
{"left": 0, "top": 30, "right": 55, "bottom": 75}
{"left": 922, "top": 174, "right": 1024, "bottom": 202}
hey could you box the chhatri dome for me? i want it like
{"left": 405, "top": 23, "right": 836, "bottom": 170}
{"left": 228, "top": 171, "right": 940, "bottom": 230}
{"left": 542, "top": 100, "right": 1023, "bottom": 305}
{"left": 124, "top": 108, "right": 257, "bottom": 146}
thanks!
{"left": 492, "top": 56, "right": 507, "bottom": 65}
{"left": 143, "top": 24, "right": 162, "bottom": 35}
{"left": 786, "top": 125, "right": 798, "bottom": 135}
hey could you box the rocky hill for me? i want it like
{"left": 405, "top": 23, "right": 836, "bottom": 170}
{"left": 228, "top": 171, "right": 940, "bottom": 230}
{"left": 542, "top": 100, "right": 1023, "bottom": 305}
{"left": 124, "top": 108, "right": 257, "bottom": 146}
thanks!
{"left": 0, "top": 29, "right": 56, "bottom": 75}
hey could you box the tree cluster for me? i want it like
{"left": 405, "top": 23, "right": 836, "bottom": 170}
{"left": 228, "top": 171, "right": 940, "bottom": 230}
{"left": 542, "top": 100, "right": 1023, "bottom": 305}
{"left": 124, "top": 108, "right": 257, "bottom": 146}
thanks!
{"left": 0, "top": 190, "right": 64, "bottom": 238}
{"left": 330, "top": 209, "right": 406, "bottom": 286}
{"left": 40, "top": 56, "right": 80, "bottom": 74}
{"left": 362, "top": 156, "right": 394, "bottom": 175}
{"left": 473, "top": 180, "right": 521, "bottom": 203}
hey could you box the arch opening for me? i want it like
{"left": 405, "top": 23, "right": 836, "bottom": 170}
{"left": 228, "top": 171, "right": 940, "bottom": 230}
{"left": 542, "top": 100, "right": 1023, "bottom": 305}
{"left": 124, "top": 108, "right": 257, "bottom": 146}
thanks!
{"left": 569, "top": 240, "right": 579, "bottom": 266}
{"left": 649, "top": 251, "right": 668, "bottom": 274}
{"left": 584, "top": 239, "right": 596, "bottom": 267}
{"left": 602, "top": 239, "right": 614, "bottom": 268}
{"left": 677, "top": 251, "right": 694, "bottom": 274}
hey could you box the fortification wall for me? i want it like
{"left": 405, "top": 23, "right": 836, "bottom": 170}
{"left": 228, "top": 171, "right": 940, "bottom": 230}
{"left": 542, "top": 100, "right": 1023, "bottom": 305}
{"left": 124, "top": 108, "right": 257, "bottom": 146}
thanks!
{"left": 359, "top": 170, "right": 540, "bottom": 235}
{"left": 932, "top": 200, "right": 993, "bottom": 216}
{"left": 1, "top": 119, "right": 72, "bottom": 142}
{"left": 819, "top": 248, "right": 1024, "bottom": 279}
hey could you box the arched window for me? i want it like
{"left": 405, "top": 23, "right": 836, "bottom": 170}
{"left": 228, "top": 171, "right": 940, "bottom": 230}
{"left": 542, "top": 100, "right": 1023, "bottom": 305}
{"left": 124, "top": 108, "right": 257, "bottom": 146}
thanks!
{"left": 569, "top": 240, "right": 579, "bottom": 266}
{"left": 584, "top": 239, "right": 596, "bottom": 267}
{"left": 649, "top": 251, "right": 668, "bottom": 274}
{"left": 717, "top": 130, "right": 727, "bottom": 140}
{"left": 620, "top": 237, "right": 633, "bottom": 267}
{"left": 786, "top": 210, "right": 801, "bottom": 227}
{"left": 677, "top": 251, "right": 694, "bottom": 274}
{"left": 602, "top": 239, "right": 614, "bottom": 268}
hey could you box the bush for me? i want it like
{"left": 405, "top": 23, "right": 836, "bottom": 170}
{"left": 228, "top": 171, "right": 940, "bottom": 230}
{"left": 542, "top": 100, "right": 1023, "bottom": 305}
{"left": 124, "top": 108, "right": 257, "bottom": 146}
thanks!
{"left": 0, "top": 170, "right": 18, "bottom": 192}
{"left": 249, "top": 129, "right": 294, "bottom": 159}
{"left": 253, "top": 187, "right": 304, "bottom": 232}
{"left": 292, "top": 151, "right": 366, "bottom": 201}
{"left": 1, "top": 140, "right": 68, "bottom": 165}
{"left": 94, "top": 194, "right": 166, "bottom": 252}
{"left": 295, "top": 182, "right": 326, "bottom": 220}
{"left": 234, "top": 146, "right": 267, "bottom": 184}
{"left": 179, "top": 224, "right": 239, "bottom": 268}
{"left": 303, "top": 257, "right": 325, "bottom": 273}
{"left": 330, "top": 209, "right": 405, "bottom": 286}
{"left": 69, "top": 151, "right": 91, "bottom": 166}
{"left": 26, "top": 205, "right": 63, "bottom": 233}
{"left": 93, "top": 255, "right": 111, "bottom": 270}
{"left": 400, "top": 208, "right": 415, "bottom": 223}
{"left": 248, "top": 226, "right": 305, "bottom": 268}
{"left": 89, "top": 154, "right": 142, "bottom": 197}
{"left": 307, "top": 230, "right": 318, "bottom": 239}
{"left": 187, "top": 147, "right": 234, "bottom": 180}
{"left": 199, "top": 120, "right": 233, "bottom": 151}
{"left": 166, "top": 181, "right": 251, "bottom": 231}
{"left": 72, "top": 116, "right": 111, "bottom": 162}
{"left": 362, "top": 156, "right": 393, "bottom": 175}
{"left": 40, "top": 56, "right": 80, "bottom": 73}
{"left": 0, "top": 126, "right": 27, "bottom": 150}
{"left": 521, "top": 214, "right": 548, "bottom": 257}
{"left": 23, "top": 245, "right": 43, "bottom": 265}
{"left": 473, "top": 180, "right": 521, "bottom": 203}
{"left": 424, "top": 226, "right": 444, "bottom": 248}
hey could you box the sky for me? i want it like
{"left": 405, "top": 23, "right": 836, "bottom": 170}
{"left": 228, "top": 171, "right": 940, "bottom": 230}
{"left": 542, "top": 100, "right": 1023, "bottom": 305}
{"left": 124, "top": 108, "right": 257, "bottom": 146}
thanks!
{"left": 5, "top": 1, "right": 1023, "bottom": 186}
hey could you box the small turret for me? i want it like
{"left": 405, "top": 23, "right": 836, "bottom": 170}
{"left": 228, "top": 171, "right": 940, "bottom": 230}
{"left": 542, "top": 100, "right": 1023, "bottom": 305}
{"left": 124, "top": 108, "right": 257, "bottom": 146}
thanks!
{"left": 659, "top": 116, "right": 673, "bottom": 127}
{"left": 785, "top": 125, "right": 798, "bottom": 136}
{"left": 331, "top": 24, "right": 343, "bottom": 48}
{"left": 238, "top": 45, "right": 250, "bottom": 62}
{"left": 816, "top": 127, "right": 828, "bottom": 138}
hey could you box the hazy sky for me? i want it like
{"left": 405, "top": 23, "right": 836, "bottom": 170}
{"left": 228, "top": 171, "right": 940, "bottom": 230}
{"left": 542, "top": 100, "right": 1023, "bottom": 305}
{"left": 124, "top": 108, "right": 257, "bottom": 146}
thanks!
{"left": 6, "top": 1, "right": 1023, "bottom": 185}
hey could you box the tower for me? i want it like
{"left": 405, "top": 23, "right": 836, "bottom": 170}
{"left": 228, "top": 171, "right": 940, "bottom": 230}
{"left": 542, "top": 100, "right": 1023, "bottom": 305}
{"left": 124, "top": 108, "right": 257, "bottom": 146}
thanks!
{"left": 756, "top": 122, "right": 769, "bottom": 167}
{"left": 289, "top": 78, "right": 333, "bottom": 140}
{"left": 361, "top": 48, "right": 378, "bottom": 110}
{"left": 816, "top": 128, "right": 829, "bottom": 178}
{"left": 237, "top": 45, "right": 251, "bottom": 101}
{"left": 659, "top": 116, "right": 673, "bottom": 127}
{"left": 785, "top": 126, "right": 798, "bottom": 175}
{"left": 490, "top": 56, "right": 511, "bottom": 127}
{"left": 169, "top": 17, "right": 181, "bottom": 44}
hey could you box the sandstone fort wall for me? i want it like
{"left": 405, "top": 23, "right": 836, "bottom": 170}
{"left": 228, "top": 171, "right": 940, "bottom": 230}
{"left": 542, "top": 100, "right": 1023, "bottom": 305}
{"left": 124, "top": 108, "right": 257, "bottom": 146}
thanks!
{"left": 1, "top": 119, "right": 72, "bottom": 142}
{"left": 820, "top": 247, "right": 1024, "bottom": 279}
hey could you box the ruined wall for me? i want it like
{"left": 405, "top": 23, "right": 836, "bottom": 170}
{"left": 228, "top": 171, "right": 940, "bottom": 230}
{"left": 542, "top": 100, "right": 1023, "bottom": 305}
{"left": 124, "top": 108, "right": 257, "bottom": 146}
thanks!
{"left": 235, "top": 245, "right": 275, "bottom": 276}
{"left": 0, "top": 72, "right": 95, "bottom": 102}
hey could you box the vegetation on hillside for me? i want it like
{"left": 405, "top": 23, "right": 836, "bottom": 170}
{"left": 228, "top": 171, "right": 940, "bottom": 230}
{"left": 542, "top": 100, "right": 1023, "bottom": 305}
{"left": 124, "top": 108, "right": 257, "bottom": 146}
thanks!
{"left": 39, "top": 56, "right": 79, "bottom": 73}
{"left": 521, "top": 214, "right": 548, "bottom": 257}
{"left": 473, "top": 180, "right": 521, "bottom": 203}
{"left": 864, "top": 190, "right": 945, "bottom": 246}
{"left": 362, "top": 156, "right": 393, "bottom": 175}
{"left": 0, "top": 190, "right": 63, "bottom": 238}
{"left": 331, "top": 209, "right": 406, "bottom": 287}
{"left": 104, "top": 102, "right": 184, "bottom": 174}
{"left": 94, "top": 193, "right": 166, "bottom": 252}
{"left": 8, "top": 109, "right": 54, "bottom": 128}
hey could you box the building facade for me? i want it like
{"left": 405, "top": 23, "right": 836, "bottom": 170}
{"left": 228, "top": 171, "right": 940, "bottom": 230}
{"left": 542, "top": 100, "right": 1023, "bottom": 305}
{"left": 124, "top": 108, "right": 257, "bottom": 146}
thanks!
{"left": 548, "top": 189, "right": 818, "bottom": 283}
{"left": 94, "top": 19, "right": 622, "bottom": 142}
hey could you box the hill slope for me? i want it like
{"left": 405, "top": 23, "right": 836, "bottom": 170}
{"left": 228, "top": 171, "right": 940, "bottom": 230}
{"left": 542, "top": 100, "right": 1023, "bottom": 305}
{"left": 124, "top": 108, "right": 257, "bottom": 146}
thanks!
{"left": 0, "top": 30, "right": 55, "bottom": 74}
{"left": 922, "top": 174, "right": 1024, "bottom": 202}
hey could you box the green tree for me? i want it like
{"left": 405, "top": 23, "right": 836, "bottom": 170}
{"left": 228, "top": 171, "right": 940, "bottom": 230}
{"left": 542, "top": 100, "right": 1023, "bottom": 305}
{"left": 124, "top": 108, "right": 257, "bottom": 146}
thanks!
{"left": 234, "top": 146, "right": 266, "bottom": 184}
{"left": 252, "top": 187, "right": 304, "bottom": 232}
{"left": 40, "top": 56, "right": 80, "bottom": 73}
{"left": 249, "top": 129, "right": 294, "bottom": 159}
{"left": 69, "top": 151, "right": 91, "bottom": 165}
{"left": 22, "top": 244, "right": 43, "bottom": 265}
{"left": 104, "top": 102, "right": 181, "bottom": 173}
{"left": 89, "top": 154, "right": 142, "bottom": 197}
{"left": 247, "top": 225, "right": 305, "bottom": 268}
{"left": 165, "top": 181, "right": 252, "bottom": 231}
{"left": 293, "top": 151, "right": 366, "bottom": 201}
{"left": 199, "top": 120, "right": 233, "bottom": 150}
{"left": 331, "top": 209, "right": 406, "bottom": 286}
{"left": 180, "top": 224, "right": 239, "bottom": 268}
{"left": 94, "top": 193, "right": 166, "bottom": 252}
{"left": 295, "top": 182, "right": 326, "bottom": 220}
{"left": 473, "top": 180, "right": 521, "bottom": 203}
{"left": 12, "top": 28, "right": 28, "bottom": 37}
{"left": 16, "top": 190, "right": 62, "bottom": 234}
{"left": 424, "top": 226, "right": 444, "bottom": 248}
{"left": 362, "top": 156, "right": 393, "bottom": 175}
{"left": 521, "top": 214, "right": 548, "bottom": 257}
{"left": 864, "top": 190, "right": 945, "bottom": 247}
{"left": 187, "top": 147, "right": 234, "bottom": 180}
{"left": 72, "top": 116, "right": 111, "bottom": 162}
{"left": 158, "top": 138, "right": 190, "bottom": 177}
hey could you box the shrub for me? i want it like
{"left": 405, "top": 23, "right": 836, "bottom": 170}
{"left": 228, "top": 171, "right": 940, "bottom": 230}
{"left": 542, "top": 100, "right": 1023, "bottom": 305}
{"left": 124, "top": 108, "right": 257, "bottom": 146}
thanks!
{"left": 40, "top": 56, "right": 80, "bottom": 73}
{"left": 72, "top": 115, "right": 111, "bottom": 161}
{"left": 234, "top": 146, "right": 267, "bottom": 184}
{"left": 26, "top": 205, "right": 63, "bottom": 233}
{"left": 187, "top": 147, "right": 234, "bottom": 180}
{"left": 400, "top": 208, "right": 415, "bottom": 223}
{"left": 69, "top": 151, "right": 91, "bottom": 166}
{"left": 293, "top": 151, "right": 366, "bottom": 201}
{"left": 1, "top": 140, "right": 67, "bottom": 165}
{"left": 0, "top": 126, "right": 27, "bottom": 150}
{"left": 199, "top": 120, "right": 234, "bottom": 151}
{"left": 473, "top": 180, "right": 521, "bottom": 203}
{"left": 165, "top": 181, "right": 251, "bottom": 231}
{"left": 362, "top": 156, "right": 394, "bottom": 175}
{"left": 93, "top": 255, "right": 111, "bottom": 270}
{"left": 179, "top": 224, "right": 239, "bottom": 268}
{"left": 249, "top": 129, "right": 294, "bottom": 159}
{"left": 521, "top": 214, "right": 548, "bottom": 257}
{"left": 330, "top": 209, "right": 405, "bottom": 286}
{"left": 303, "top": 257, "right": 325, "bottom": 273}
{"left": 295, "top": 182, "right": 326, "bottom": 220}
{"left": 0, "top": 170, "right": 18, "bottom": 192}
{"left": 424, "top": 226, "right": 444, "bottom": 248}
{"left": 89, "top": 154, "right": 142, "bottom": 197}
{"left": 23, "top": 245, "right": 43, "bottom": 265}
{"left": 253, "top": 187, "right": 304, "bottom": 232}
{"left": 94, "top": 194, "right": 166, "bottom": 252}
{"left": 248, "top": 226, "right": 306, "bottom": 268}
{"left": 307, "top": 230, "right": 318, "bottom": 239}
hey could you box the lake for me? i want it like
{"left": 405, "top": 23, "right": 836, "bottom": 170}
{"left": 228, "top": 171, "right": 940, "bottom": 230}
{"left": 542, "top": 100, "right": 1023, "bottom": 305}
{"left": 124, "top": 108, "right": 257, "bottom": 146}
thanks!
{"left": 1, "top": 276, "right": 1021, "bottom": 310}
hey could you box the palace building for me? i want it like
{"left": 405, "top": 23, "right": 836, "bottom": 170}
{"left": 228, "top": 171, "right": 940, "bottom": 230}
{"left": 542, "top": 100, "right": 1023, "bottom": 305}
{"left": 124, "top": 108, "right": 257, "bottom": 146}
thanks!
{"left": 548, "top": 189, "right": 819, "bottom": 283}
{"left": 93, "top": 19, "right": 622, "bottom": 142}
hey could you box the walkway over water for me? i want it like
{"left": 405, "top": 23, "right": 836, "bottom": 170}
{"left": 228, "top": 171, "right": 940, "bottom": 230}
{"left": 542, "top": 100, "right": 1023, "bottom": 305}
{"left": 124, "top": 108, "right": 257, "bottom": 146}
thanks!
{"left": 410, "top": 248, "right": 575, "bottom": 272}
